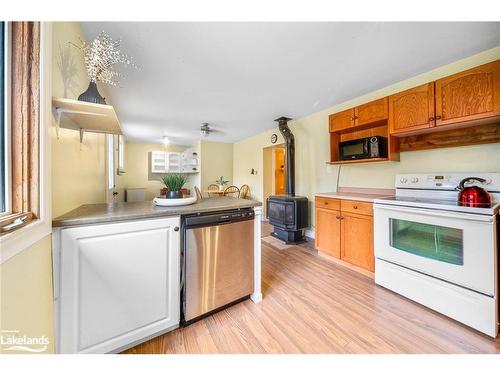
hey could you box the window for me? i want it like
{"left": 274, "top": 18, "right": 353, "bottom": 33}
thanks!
{"left": 117, "top": 135, "right": 125, "bottom": 175}
{"left": 1, "top": 22, "right": 5, "bottom": 214}
{"left": 0, "top": 22, "right": 41, "bottom": 235}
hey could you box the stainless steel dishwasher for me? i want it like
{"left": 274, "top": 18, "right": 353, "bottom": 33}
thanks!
{"left": 182, "top": 208, "right": 255, "bottom": 324}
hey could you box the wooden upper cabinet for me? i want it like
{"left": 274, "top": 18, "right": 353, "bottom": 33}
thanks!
{"left": 329, "top": 109, "right": 354, "bottom": 132}
{"left": 435, "top": 60, "right": 500, "bottom": 127}
{"left": 354, "top": 97, "right": 388, "bottom": 127}
{"left": 389, "top": 83, "right": 435, "bottom": 134}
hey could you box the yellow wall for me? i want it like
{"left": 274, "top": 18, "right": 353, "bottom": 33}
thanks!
{"left": 51, "top": 22, "right": 108, "bottom": 218}
{"left": 233, "top": 46, "right": 500, "bottom": 228}
{"left": 115, "top": 142, "right": 188, "bottom": 202}
{"left": 200, "top": 141, "right": 234, "bottom": 190}
{"left": 0, "top": 235, "right": 54, "bottom": 354}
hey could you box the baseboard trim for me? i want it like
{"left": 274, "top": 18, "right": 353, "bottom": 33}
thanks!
{"left": 317, "top": 252, "right": 374, "bottom": 279}
{"left": 305, "top": 228, "right": 315, "bottom": 239}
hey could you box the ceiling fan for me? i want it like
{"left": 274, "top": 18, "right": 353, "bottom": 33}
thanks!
{"left": 200, "top": 123, "right": 223, "bottom": 137}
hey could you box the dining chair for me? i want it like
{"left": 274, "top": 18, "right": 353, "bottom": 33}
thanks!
{"left": 239, "top": 184, "right": 250, "bottom": 199}
{"left": 223, "top": 185, "right": 240, "bottom": 197}
{"left": 194, "top": 186, "right": 203, "bottom": 200}
{"left": 207, "top": 184, "right": 220, "bottom": 197}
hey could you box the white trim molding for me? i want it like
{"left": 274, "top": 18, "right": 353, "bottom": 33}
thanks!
{"left": 0, "top": 22, "right": 52, "bottom": 264}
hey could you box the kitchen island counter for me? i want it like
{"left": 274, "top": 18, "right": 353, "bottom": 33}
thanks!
{"left": 53, "top": 196, "right": 262, "bottom": 228}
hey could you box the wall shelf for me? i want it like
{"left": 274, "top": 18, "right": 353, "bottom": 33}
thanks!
{"left": 52, "top": 97, "right": 122, "bottom": 142}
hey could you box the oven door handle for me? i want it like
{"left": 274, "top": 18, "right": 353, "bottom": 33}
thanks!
{"left": 374, "top": 204, "right": 495, "bottom": 223}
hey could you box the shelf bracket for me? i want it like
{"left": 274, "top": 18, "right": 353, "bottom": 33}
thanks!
{"left": 79, "top": 129, "right": 85, "bottom": 143}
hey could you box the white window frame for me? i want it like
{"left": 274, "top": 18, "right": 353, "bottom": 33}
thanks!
{"left": 117, "top": 134, "right": 125, "bottom": 175}
{"left": 105, "top": 134, "right": 116, "bottom": 203}
{"left": 0, "top": 22, "right": 52, "bottom": 264}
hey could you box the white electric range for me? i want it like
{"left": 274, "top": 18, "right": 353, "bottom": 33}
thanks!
{"left": 374, "top": 173, "right": 500, "bottom": 337}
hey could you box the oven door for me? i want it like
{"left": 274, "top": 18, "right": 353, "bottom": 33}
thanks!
{"left": 374, "top": 204, "right": 496, "bottom": 296}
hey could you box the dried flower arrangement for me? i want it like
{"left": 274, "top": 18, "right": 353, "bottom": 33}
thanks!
{"left": 74, "top": 31, "right": 136, "bottom": 86}
{"left": 73, "top": 31, "right": 137, "bottom": 104}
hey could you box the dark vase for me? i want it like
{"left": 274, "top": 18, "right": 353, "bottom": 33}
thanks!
{"left": 166, "top": 190, "right": 183, "bottom": 199}
{"left": 78, "top": 82, "right": 106, "bottom": 104}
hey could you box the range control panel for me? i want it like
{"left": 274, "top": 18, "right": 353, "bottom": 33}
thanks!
{"left": 395, "top": 173, "right": 500, "bottom": 191}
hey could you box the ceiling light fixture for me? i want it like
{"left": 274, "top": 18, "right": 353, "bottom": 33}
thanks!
{"left": 163, "top": 136, "right": 170, "bottom": 145}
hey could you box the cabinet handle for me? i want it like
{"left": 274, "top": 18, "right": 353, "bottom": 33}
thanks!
{"left": 428, "top": 117, "right": 434, "bottom": 121}
{"left": 353, "top": 205, "right": 358, "bottom": 209}
{"left": 336, "top": 215, "right": 340, "bottom": 219}
{"left": 324, "top": 202, "right": 328, "bottom": 205}
{"left": 435, "top": 115, "right": 442, "bottom": 120}
{"left": 174, "top": 226, "right": 180, "bottom": 232}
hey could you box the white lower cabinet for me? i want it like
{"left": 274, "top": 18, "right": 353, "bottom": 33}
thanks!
{"left": 54, "top": 217, "right": 181, "bottom": 354}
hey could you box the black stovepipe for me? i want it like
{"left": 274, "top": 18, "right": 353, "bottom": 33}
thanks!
{"left": 274, "top": 116, "right": 294, "bottom": 196}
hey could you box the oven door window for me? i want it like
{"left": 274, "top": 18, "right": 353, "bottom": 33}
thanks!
{"left": 390, "top": 219, "right": 463, "bottom": 265}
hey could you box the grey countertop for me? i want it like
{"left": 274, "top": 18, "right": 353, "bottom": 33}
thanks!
{"left": 52, "top": 197, "right": 262, "bottom": 228}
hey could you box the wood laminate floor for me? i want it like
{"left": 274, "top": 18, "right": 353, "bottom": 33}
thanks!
{"left": 124, "top": 222, "right": 500, "bottom": 354}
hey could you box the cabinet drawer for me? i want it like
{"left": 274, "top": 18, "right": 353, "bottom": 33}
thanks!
{"left": 340, "top": 200, "right": 373, "bottom": 216}
{"left": 315, "top": 197, "right": 340, "bottom": 210}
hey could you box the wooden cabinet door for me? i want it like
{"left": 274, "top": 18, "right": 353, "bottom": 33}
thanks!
{"left": 389, "top": 83, "right": 435, "bottom": 134}
{"left": 329, "top": 109, "right": 354, "bottom": 132}
{"left": 435, "top": 60, "right": 500, "bottom": 126}
{"left": 340, "top": 212, "right": 374, "bottom": 272}
{"left": 315, "top": 208, "right": 341, "bottom": 258}
{"left": 58, "top": 217, "right": 180, "bottom": 353}
{"left": 354, "top": 97, "right": 388, "bottom": 127}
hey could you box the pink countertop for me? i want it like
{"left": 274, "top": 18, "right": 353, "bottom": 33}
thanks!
{"left": 315, "top": 187, "right": 394, "bottom": 203}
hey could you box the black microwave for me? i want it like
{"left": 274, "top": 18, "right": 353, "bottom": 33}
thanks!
{"left": 339, "top": 136, "right": 388, "bottom": 160}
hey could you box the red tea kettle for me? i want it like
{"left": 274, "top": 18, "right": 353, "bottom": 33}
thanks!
{"left": 456, "top": 177, "right": 492, "bottom": 207}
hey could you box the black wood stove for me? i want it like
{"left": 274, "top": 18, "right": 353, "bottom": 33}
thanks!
{"left": 267, "top": 117, "right": 309, "bottom": 244}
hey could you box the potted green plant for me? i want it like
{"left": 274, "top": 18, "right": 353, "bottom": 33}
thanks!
{"left": 216, "top": 176, "right": 229, "bottom": 191}
{"left": 161, "top": 173, "right": 188, "bottom": 199}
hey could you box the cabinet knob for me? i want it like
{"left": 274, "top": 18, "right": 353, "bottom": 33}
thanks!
{"left": 353, "top": 205, "right": 358, "bottom": 209}
{"left": 336, "top": 215, "right": 340, "bottom": 219}
{"left": 435, "top": 115, "right": 442, "bottom": 120}
{"left": 324, "top": 202, "right": 328, "bottom": 205}
{"left": 174, "top": 226, "right": 180, "bottom": 232}
{"left": 428, "top": 117, "right": 434, "bottom": 121}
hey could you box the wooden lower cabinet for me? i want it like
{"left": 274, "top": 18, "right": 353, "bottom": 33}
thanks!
{"left": 315, "top": 207, "right": 341, "bottom": 258}
{"left": 340, "top": 212, "right": 374, "bottom": 272}
{"left": 315, "top": 198, "right": 374, "bottom": 272}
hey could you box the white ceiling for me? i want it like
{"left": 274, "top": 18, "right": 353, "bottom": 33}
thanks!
{"left": 80, "top": 22, "right": 500, "bottom": 145}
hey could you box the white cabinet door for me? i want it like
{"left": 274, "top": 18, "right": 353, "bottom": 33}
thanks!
{"left": 151, "top": 151, "right": 167, "bottom": 173}
{"left": 58, "top": 217, "right": 180, "bottom": 354}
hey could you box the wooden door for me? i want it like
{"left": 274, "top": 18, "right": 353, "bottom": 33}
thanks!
{"left": 59, "top": 217, "right": 180, "bottom": 353}
{"left": 274, "top": 147, "right": 286, "bottom": 195}
{"left": 315, "top": 207, "right": 341, "bottom": 258}
{"left": 389, "top": 83, "right": 435, "bottom": 134}
{"left": 329, "top": 109, "right": 354, "bottom": 132}
{"left": 435, "top": 60, "right": 500, "bottom": 126}
{"left": 340, "top": 212, "right": 374, "bottom": 271}
{"left": 354, "top": 97, "right": 388, "bottom": 127}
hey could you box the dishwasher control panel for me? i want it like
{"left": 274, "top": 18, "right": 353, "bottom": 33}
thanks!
{"left": 184, "top": 208, "right": 254, "bottom": 228}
